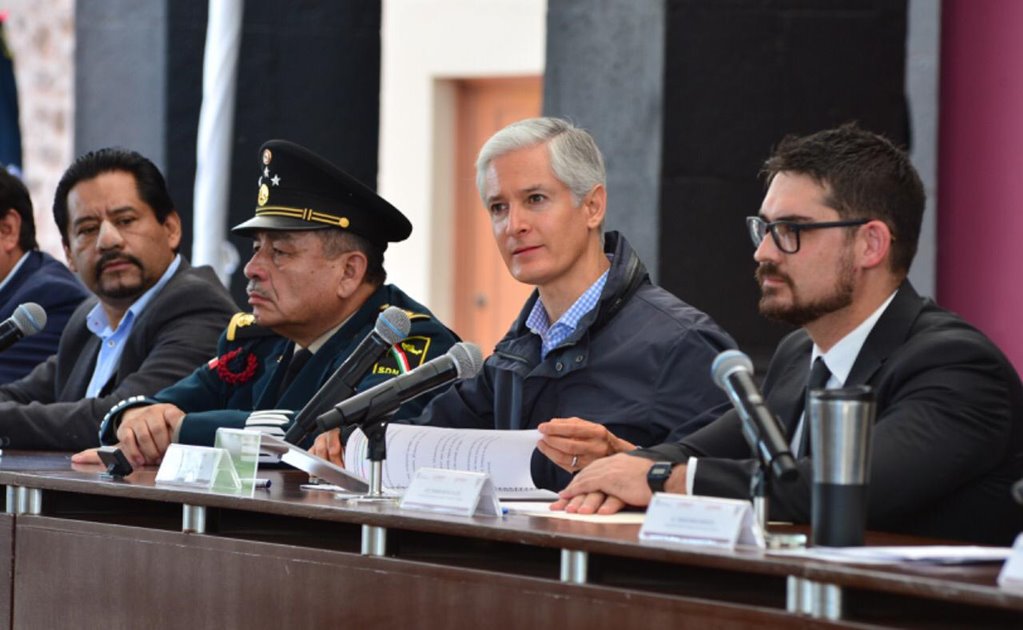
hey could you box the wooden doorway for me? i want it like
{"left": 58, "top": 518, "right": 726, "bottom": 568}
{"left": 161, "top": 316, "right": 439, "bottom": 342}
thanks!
{"left": 453, "top": 77, "right": 542, "bottom": 355}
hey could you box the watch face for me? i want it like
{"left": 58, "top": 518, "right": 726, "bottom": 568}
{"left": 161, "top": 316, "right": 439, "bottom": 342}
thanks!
{"left": 650, "top": 463, "right": 672, "bottom": 477}
{"left": 648, "top": 462, "right": 673, "bottom": 492}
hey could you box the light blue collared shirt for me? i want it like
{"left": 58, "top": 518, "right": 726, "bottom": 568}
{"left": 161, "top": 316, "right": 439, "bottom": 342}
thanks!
{"left": 526, "top": 266, "right": 610, "bottom": 360}
{"left": 85, "top": 255, "right": 182, "bottom": 397}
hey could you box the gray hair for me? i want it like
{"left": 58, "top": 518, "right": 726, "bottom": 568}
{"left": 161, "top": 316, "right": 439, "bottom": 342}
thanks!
{"left": 317, "top": 229, "right": 386, "bottom": 286}
{"left": 475, "top": 117, "right": 606, "bottom": 205}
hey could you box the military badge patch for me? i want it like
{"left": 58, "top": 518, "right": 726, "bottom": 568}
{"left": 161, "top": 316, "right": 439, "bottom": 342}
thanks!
{"left": 209, "top": 347, "right": 259, "bottom": 385}
{"left": 371, "top": 336, "right": 432, "bottom": 376}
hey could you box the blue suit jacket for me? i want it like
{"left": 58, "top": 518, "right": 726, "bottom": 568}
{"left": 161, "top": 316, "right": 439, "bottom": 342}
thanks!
{"left": 0, "top": 251, "right": 88, "bottom": 384}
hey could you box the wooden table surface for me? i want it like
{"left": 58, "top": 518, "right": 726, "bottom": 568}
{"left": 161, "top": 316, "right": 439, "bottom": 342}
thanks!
{"left": 0, "top": 451, "right": 1019, "bottom": 629}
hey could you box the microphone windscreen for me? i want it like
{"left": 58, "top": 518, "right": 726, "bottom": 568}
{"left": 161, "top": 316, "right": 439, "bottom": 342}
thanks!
{"left": 376, "top": 306, "right": 411, "bottom": 345}
{"left": 12, "top": 302, "right": 46, "bottom": 336}
{"left": 449, "top": 342, "right": 483, "bottom": 379}
{"left": 711, "top": 349, "right": 754, "bottom": 389}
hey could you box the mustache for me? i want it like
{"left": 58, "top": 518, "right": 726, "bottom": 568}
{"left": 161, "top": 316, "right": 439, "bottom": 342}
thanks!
{"left": 246, "top": 282, "right": 270, "bottom": 300}
{"left": 95, "top": 252, "right": 143, "bottom": 276}
{"left": 755, "top": 262, "right": 791, "bottom": 287}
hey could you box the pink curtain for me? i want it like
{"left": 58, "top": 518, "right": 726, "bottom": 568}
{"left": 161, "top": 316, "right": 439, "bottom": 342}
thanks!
{"left": 938, "top": 0, "right": 1023, "bottom": 374}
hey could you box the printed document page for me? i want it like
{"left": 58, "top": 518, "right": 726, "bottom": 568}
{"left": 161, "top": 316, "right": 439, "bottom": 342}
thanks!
{"left": 345, "top": 424, "right": 557, "bottom": 499}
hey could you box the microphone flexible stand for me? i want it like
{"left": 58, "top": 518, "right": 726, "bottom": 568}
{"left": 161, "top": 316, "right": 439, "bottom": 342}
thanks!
{"left": 362, "top": 414, "right": 390, "bottom": 501}
{"left": 745, "top": 437, "right": 804, "bottom": 549}
{"left": 344, "top": 413, "right": 394, "bottom": 557}
{"left": 340, "top": 412, "right": 398, "bottom": 505}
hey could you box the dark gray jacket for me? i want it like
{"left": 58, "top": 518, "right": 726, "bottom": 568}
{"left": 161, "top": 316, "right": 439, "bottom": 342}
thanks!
{"left": 412, "top": 232, "right": 736, "bottom": 490}
{"left": 0, "top": 260, "right": 237, "bottom": 450}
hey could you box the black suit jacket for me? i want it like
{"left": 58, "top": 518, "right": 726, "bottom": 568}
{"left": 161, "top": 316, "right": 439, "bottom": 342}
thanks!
{"left": 0, "top": 259, "right": 237, "bottom": 450}
{"left": 0, "top": 251, "right": 88, "bottom": 384}
{"left": 641, "top": 281, "right": 1023, "bottom": 545}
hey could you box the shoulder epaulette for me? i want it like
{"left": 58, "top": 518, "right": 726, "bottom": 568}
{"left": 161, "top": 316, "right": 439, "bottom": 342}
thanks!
{"left": 226, "top": 312, "right": 274, "bottom": 341}
{"left": 379, "top": 303, "right": 432, "bottom": 322}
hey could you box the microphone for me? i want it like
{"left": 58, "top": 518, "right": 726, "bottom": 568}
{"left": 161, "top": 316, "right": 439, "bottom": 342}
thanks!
{"left": 283, "top": 306, "right": 412, "bottom": 444}
{"left": 712, "top": 349, "right": 798, "bottom": 482}
{"left": 315, "top": 341, "right": 483, "bottom": 433}
{"left": 0, "top": 303, "right": 47, "bottom": 354}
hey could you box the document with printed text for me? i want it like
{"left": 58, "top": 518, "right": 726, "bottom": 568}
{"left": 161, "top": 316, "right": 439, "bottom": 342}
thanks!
{"left": 345, "top": 424, "right": 558, "bottom": 500}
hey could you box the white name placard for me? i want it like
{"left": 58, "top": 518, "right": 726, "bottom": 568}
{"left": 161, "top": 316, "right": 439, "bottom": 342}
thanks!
{"left": 399, "top": 467, "right": 501, "bottom": 517}
{"left": 214, "top": 428, "right": 264, "bottom": 497}
{"left": 639, "top": 493, "right": 765, "bottom": 549}
{"left": 156, "top": 444, "right": 241, "bottom": 492}
{"left": 998, "top": 532, "right": 1023, "bottom": 591}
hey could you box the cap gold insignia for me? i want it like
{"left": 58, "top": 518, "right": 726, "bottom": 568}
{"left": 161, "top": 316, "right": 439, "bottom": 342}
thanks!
{"left": 258, "top": 183, "right": 270, "bottom": 206}
{"left": 262, "top": 148, "right": 273, "bottom": 165}
{"left": 339, "top": 217, "right": 350, "bottom": 228}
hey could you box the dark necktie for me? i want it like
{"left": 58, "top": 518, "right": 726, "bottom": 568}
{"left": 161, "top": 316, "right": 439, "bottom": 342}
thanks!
{"left": 279, "top": 347, "right": 312, "bottom": 395}
{"left": 797, "top": 357, "right": 832, "bottom": 457}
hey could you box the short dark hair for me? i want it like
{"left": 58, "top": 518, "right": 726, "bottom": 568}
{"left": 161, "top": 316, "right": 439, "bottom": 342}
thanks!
{"left": 762, "top": 123, "right": 925, "bottom": 275}
{"left": 0, "top": 166, "right": 38, "bottom": 251}
{"left": 52, "top": 148, "right": 176, "bottom": 247}
{"left": 318, "top": 230, "right": 387, "bottom": 286}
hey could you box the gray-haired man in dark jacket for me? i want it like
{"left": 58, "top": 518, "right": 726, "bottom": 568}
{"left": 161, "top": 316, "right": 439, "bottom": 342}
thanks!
{"left": 313, "top": 117, "right": 736, "bottom": 491}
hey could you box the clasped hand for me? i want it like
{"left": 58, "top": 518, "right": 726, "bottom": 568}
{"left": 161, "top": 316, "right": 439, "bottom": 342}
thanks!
{"left": 71, "top": 403, "right": 185, "bottom": 467}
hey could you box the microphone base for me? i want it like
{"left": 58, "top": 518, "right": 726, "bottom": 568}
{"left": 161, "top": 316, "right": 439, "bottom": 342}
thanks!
{"left": 339, "top": 495, "right": 399, "bottom": 505}
{"left": 337, "top": 459, "right": 398, "bottom": 504}
{"left": 764, "top": 532, "right": 807, "bottom": 549}
{"left": 751, "top": 464, "right": 808, "bottom": 549}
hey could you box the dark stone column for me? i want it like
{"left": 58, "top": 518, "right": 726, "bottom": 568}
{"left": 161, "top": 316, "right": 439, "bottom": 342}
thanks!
{"left": 545, "top": 0, "right": 909, "bottom": 365}
{"left": 75, "top": 1, "right": 169, "bottom": 165}
{"left": 544, "top": 0, "right": 666, "bottom": 275}
{"left": 75, "top": 0, "right": 383, "bottom": 304}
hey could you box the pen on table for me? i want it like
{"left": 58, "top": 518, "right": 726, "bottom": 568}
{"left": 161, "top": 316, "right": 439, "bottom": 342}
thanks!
{"left": 254, "top": 478, "right": 272, "bottom": 489}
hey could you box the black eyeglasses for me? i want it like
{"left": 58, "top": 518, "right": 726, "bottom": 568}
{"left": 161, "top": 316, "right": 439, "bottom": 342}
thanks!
{"left": 746, "top": 216, "right": 869, "bottom": 254}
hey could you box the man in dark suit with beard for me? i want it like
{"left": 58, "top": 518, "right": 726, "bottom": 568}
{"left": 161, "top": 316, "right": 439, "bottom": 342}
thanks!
{"left": 0, "top": 148, "right": 236, "bottom": 449}
{"left": 556, "top": 124, "right": 1023, "bottom": 545}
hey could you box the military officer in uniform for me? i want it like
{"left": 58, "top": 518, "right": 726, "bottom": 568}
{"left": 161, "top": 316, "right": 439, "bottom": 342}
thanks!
{"left": 73, "top": 139, "right": 458, "bottom": 466}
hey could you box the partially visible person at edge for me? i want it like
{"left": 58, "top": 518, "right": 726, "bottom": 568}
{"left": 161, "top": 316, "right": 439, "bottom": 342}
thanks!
{"left": 555, "top": 124, "right": 1023, "bottom": 546}
{"left": 311, "top": 117, "right": 736, "bottom": 492}
{"left": 74, "top": 139, "right": 459, "bottom": 467}
{"left": 0, "top": 165, "right": 88, "bottom": 383}
{"left": 0, "top": 148, "right": 236, "bottom": 449}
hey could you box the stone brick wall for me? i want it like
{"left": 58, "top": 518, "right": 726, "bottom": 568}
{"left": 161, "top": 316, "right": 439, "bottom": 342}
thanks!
{"left": 0, "top": 0, "right": 73, "bottom": 260}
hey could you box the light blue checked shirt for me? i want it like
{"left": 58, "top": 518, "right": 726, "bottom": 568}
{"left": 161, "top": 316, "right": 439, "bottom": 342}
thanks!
{"left": 526, "top": 268, "right": 610, "bottom": 360}
{"left": 84, "top": 255, "right": 181, "bottom": 397}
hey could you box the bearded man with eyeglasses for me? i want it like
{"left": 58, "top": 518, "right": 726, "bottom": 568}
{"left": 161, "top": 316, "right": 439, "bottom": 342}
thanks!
{"left": 555, "top": 124, "right": 1023, "bottom": 546}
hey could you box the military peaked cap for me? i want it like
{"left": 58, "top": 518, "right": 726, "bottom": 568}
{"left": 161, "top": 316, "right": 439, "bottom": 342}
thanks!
{"left": 231, "top": 139, "right": 412, "bottom": 249}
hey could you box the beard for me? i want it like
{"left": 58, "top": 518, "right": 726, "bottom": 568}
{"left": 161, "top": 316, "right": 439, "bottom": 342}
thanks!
{"left": 94, "top": 252, "right": 148, "bottom": 300}
{"left": 756, "top": 254, "right": 855, "bottom": 327}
